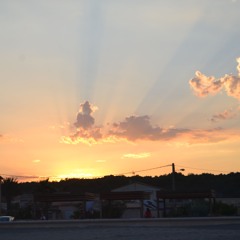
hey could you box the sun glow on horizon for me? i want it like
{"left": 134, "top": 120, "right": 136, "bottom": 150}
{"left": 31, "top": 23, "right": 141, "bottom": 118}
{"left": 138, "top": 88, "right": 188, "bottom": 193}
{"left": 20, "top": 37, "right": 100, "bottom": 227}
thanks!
{"left": 1, "top": 1, "right": 240, "bottom": 180}
{"left": 53, "top": 169, "right": 100, "bottom": 181}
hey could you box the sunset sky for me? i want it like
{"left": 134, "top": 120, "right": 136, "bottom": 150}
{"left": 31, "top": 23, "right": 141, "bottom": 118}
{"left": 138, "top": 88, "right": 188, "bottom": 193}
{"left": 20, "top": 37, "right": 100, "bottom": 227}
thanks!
{"left": 1, "top": 0, "right": 240, "bottom": 181}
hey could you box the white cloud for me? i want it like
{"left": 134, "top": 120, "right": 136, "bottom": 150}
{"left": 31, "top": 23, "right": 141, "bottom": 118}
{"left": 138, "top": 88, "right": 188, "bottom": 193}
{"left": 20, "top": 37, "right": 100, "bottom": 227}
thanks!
{"left": 189, "top": 57, "right": 240, "bottom": 100}
{"left": 122, "top": 152, "right": 151, "bottom": 159}
{"left": 33, "top": 159, "right": 41, "bottom": 163}
{"left": 96, "top": 159, "right": 106, "bottom": 163}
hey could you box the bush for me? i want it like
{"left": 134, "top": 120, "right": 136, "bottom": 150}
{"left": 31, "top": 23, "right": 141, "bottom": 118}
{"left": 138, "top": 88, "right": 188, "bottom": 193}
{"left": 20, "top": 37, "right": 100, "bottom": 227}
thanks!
{"left": 213, "top": 201, "right": 238, "bottom": 216}
{"left": 102, "top": 200, "right": 126, "bottom": 218}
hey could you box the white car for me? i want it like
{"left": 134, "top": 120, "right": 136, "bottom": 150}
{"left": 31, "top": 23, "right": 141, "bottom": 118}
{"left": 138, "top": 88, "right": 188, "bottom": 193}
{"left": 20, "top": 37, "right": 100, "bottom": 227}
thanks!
{"left": 0, "top": 216, "right": 14, "bottom": 222}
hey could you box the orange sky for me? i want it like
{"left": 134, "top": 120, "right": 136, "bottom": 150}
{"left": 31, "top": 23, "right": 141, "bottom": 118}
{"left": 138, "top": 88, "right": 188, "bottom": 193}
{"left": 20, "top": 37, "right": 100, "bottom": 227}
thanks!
{"left": 0, "top": 0, "right": 240, "bottom": 181}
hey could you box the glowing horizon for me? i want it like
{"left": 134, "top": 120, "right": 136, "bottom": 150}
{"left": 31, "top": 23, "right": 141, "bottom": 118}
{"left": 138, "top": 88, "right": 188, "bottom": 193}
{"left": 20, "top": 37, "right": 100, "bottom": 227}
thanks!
{"left": 0, "top": 0, "right": 240, "bottom": 182}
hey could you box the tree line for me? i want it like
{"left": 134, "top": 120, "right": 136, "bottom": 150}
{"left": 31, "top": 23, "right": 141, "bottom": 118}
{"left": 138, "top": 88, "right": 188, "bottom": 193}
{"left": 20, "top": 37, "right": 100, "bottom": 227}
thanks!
{"left": 1, "top": 172, "right": 240, "bottom": 218}
{"left": 2, "top": 172, "right": 240, "bottom": 198}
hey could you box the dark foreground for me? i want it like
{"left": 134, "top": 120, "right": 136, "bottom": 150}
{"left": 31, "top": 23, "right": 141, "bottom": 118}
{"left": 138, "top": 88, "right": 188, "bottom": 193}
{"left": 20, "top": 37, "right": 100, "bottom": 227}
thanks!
{"left": 1, "top": 217, "right": 240, "bottom": 240}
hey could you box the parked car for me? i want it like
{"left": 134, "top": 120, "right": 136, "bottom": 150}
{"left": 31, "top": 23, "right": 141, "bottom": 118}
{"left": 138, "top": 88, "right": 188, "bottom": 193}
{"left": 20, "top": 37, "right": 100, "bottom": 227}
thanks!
{"left": 0, "top": 216, "right": 14, "bottom": 222}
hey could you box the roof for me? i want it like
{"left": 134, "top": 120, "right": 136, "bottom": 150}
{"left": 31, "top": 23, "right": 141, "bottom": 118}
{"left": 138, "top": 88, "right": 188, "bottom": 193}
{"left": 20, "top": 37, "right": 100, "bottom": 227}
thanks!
{"left": 157, "top": 191, "right": 215, "bottom": 199}
{"left": 34, "top": 192, "right": 96, "bottom": 202}
{"left": 112, "top": 182, "right": 160, "bottom": 192}
{"left": 100, "top": 191, "right": 151, "bottom": 200}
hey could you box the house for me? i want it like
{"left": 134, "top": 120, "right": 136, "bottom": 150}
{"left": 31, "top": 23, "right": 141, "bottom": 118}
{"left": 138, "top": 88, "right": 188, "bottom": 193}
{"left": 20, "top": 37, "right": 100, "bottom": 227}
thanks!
{"left": 111, "top": 182, "right": 161, "bottom": 218}
{"left": 13, "top": 194, "right": 34, "bottom": 208}
{"left": 112, "top": 182, "right": 161, "bottom": 201}
{"left": 33, "top": 192, "right": 97, "bottom": 220}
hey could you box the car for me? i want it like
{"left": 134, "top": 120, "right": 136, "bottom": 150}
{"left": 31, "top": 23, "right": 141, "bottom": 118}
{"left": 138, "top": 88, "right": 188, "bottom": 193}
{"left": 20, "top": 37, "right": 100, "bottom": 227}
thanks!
{"left": 0, "top": 216, "right": 14, "bottom": 222}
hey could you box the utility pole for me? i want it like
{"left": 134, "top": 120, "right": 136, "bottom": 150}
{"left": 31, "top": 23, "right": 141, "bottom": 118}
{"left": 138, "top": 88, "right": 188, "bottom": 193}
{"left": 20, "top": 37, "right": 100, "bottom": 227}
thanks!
{"left": 172, "top": 163, "right": 175, "bottom": 191}
{"left": 0, "top": 176, "right": 3, "bottom": 216}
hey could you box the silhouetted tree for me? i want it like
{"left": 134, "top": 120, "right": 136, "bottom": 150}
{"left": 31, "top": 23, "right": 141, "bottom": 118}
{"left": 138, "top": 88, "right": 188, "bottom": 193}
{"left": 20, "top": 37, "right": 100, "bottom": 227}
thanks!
{"left": 2, "top": 177, "right": 19, "bottom": 214}
{"left": 17, "top": 172, "right": 240, "bottom": 198}
{"left": 36, "top": 178, "right": 56, "bottom": 194}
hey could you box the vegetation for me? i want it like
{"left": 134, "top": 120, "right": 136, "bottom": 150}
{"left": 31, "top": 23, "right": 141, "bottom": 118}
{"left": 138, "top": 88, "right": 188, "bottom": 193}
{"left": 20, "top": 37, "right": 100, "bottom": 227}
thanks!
{"left": 0, "top": 173, "right": 240, "bottom": 218}
{"left": 2, "top": 172, "right": 240, "bottom": 198}
{"left": 1, "top": 177, "right": 19, "bottom": 215}
{"left": 213, "top": 201, "right": 238, "bottom": 216}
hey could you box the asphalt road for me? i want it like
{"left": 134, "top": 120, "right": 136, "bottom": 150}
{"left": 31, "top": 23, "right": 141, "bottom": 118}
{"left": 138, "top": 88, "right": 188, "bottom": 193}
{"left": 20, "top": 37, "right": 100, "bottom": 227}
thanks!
{"left": 0, "top": 217, "right": 240, "bottom": 240}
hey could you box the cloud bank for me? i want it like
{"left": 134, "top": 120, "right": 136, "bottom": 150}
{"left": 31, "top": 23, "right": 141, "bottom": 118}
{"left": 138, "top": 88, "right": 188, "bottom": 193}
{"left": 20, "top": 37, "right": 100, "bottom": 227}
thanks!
{"left": 58, "top": 58, "right": 240, "bottom": 146}
{"left": 60, "top": 101, "right": 238, "bottom": 146}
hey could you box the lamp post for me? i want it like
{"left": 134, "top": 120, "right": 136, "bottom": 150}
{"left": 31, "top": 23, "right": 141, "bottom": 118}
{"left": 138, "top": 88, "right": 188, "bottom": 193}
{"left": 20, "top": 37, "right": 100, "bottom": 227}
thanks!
{"left": 0, "top": 176, "right": 3, "bottom": 216}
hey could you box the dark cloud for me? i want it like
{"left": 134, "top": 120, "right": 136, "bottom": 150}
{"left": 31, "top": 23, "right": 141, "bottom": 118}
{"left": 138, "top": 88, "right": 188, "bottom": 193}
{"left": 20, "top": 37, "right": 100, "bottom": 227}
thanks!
{"left": 60, "top": 101, "right": 103, "bottom": 145}
{"left": 74, "top": 101, "right": 95, "bottom": 129}
{"left": 108, "top": 117, "right": 237, "bottom": 144}
{"left": 210, "top": 108, "right": 239, "bottom": 123}
{"left": 61, "top": 101, "right": 238, "bottom": 146}
{"left": 110, "top": 115, "right": 161, "bottom": 141}
{"left": 109, "top": 115, "right": 190, "bottom": 141}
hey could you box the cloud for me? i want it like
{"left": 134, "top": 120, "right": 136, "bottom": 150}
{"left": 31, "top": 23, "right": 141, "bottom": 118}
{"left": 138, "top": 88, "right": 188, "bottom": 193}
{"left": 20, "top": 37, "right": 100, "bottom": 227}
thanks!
{"left": 0, "top": 134, "right": 24, "bottom": 144}
{"left": 61, "top": 101, "right": 240, "bottom": 146}
{"left": 60, "top": 128, "right": 103, "bottom": 146}
{"left": 189, "top": 57, "right": 240, "bottom": 100}
{"left": 96, "top": 159, "right": 106, "bottom": 163}
{"left": 108, "top": 116, "right": 238, "bottom": 144}
{"left": 188, "top": 127, "right": 240, "bottom": 145}
{"left": 122, "top": 152, "right": 151, "bottom": 159}
{"left": 33, "top": 159, "right": 41, "bottom": 163}
{"left": 109, "top": 115, "right": 190, "bottom": 141}
{"left": 49, "top": 122, "right": 70, "bottom": 130}
{"left": 60, "top": 101, "right": 104, "bottom": 145}
{"left": 210, "top": 107, "right": 239, "bottom": 122}
{"left": 110, "top": 115, "right": 161, "bottom": 141}
{"left": 74, "top": 101, "right": 98, "bottom": 129}
{"left": 189, "top": 71, "right": 224, "bottom": 97}
{"left": 223, "top": 74, "right": 240, "bottom": 100}
{"left": 110, "top": 121, "right": 239, "bottom": 145}
{"left": 61, "top": 112, "right": 192, "bottom": 145}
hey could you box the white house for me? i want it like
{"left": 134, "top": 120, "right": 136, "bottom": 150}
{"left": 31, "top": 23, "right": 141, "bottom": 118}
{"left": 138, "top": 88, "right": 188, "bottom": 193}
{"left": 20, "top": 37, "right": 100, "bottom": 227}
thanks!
{"left": 112, "top": 182, "right": 161, "bottom": 218}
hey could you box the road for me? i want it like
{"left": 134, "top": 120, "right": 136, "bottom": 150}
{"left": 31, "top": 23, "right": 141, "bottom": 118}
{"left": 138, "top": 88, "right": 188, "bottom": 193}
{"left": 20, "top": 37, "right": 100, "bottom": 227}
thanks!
{"left": 0, "top": 217, "right": 240, "bottom": 240}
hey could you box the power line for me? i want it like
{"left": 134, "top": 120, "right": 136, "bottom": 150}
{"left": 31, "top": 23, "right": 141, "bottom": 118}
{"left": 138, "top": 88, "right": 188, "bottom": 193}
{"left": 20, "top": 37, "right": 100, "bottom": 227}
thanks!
{"left": 175, "top": 164, "right": 231, "bottom": 174}
{"left": 0, "top": 164, "right": 234, "bottom": 182}
{"left": 117, "top": 163, "right": 233, "bottom": 177}
{"left": 117, "top": 164, "right": 172, "bottom": 176}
